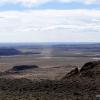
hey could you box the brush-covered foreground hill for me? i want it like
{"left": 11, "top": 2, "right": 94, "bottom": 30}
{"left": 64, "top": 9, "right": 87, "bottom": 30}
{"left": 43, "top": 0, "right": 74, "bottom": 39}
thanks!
{"left": 62, "top": 60, "right": 100, "bottom": 99}
{"left": 0, "top": 61, "right": 100, "bottom": 100}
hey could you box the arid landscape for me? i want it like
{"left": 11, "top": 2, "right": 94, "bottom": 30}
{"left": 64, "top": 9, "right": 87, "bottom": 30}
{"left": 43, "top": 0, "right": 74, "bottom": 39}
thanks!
{"left": 0, "top": 43, "right": 100, "bottom": 80}
{"left": 0, "top": 43, "right": 99, "bottom": 100}
{"left": 0, "top": 0, "right": 100, "bottom": 99}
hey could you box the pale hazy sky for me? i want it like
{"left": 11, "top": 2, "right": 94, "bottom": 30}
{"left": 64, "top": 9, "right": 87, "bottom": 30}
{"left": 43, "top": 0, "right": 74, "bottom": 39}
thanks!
{"left": 0, "top": 0, "right": 100, "bottom": 43}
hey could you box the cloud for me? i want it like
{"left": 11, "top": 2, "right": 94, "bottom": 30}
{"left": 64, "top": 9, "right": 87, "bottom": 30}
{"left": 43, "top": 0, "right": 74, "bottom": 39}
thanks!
{"left": 0, "top": 9, "right": 100, "bottom": 42}
{"left": 59, "top": 0, "right": 100, "bottom": 4}
{"left": 0, "top": 0, "right": 100, "bottom": 7}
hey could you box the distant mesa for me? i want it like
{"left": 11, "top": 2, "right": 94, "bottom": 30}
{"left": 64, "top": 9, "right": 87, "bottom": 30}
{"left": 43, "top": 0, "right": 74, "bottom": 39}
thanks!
{"left": 0, "top": 48, "right": 21, "bottom": 56}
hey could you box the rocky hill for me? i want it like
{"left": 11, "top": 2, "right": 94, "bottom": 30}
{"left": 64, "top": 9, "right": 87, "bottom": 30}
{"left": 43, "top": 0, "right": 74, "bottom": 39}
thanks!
{"left": 62, "top": 60, "right": 100, "bottom": 98}
{"left": 62, "top": 60, "right": 100, "bottom": 79}
{"left": 0, "top": 61, "right": 99, "bottom": 100}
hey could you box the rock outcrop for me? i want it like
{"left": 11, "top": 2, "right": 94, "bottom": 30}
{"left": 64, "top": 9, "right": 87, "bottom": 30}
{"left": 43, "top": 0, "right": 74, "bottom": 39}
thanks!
{"left": 62, "top": 67, "right": 79, "bottom": 79}
{"left": 62, "top": 60, "right": 100, "bottom": 79}
{"left": 10, "top": 65, "right": 39, "bottom": 72}
{"left": 62, "top": 60, "right": 100, "bottom": 97}
{"left": 0, "top": 65, "right": 39, "bottom": 76}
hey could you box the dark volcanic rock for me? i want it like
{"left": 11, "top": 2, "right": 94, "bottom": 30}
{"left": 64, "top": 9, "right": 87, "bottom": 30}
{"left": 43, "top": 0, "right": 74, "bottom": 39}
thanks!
{"left": 12, "top": 65, "right": 38, "bottom": 71}
{"left": 8, "top": 65, "right": 38, "bottom": 72}
{"left": 80, "top": 61, "right": 100, "bottom": 72}
{"left": 1, "top": 65, "right": 39, "bottom": 75}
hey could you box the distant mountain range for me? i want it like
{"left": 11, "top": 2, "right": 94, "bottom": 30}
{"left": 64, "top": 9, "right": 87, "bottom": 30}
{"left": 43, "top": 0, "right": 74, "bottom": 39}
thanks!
{"left": 0, "top": 43, "right": 100, "bottom": 56}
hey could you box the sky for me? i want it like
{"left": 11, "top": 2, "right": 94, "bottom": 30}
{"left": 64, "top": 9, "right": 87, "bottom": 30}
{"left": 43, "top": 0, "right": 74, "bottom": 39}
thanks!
{"left": 0, "top": 0, "right": 100, "bottom": 43}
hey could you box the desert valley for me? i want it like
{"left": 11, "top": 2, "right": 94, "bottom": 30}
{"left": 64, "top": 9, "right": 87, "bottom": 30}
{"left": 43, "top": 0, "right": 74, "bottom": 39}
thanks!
{"left": 0, "top": 43, "right": 99, "bottom": 100}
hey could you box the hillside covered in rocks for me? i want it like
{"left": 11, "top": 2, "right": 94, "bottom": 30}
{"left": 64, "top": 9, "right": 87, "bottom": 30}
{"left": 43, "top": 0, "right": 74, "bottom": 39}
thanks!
{"left": 0, "top": 60, "right": 99, "bottom": 100}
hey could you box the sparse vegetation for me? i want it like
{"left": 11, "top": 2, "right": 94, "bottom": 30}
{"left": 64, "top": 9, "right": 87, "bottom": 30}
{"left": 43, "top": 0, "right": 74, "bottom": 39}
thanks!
{"left": 0, "top": 78, "right": 96, "bottom": 100}
{"left": 0, "top": 44, "right": 100, "bottom": 100}
{"left": 0, "top": 60, "right": 99, "bottom": 100}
